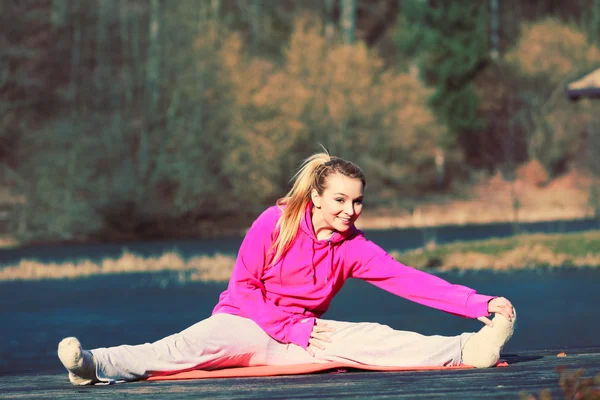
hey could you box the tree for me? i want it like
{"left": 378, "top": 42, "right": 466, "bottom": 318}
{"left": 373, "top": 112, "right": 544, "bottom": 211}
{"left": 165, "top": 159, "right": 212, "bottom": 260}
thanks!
{"left": 235, "top": 16, "right": 456, "bottom": 201}
{"left": 395, "top": 1, "right": 490, "bottom": 167}
{"left": 505, "top": 18, "right": 600, "bottom": 176}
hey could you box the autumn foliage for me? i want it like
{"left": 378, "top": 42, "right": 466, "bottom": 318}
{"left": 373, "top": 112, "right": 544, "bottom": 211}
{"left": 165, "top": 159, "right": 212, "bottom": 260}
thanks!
{"left": 1, "top": 2, "right": 599, "bottom": 242}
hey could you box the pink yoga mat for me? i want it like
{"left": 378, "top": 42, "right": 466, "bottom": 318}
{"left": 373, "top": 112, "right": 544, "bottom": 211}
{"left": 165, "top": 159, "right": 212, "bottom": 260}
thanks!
{"left": 146, "top": 361, "right": 509, "bottom": 381}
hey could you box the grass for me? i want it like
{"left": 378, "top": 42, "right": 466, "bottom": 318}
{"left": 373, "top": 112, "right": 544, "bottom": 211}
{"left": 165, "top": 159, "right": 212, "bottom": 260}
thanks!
{"left": 0, "top": 236, "right": 17, "bottom": 249}
{"left": 391, "top": 230, "right": 600, "bottom": 272}
{"left": 0, "top": 251, "right": 237, "bottom": 282}
{"left": 0, "top": 231, "right": 599, "bottom": 282}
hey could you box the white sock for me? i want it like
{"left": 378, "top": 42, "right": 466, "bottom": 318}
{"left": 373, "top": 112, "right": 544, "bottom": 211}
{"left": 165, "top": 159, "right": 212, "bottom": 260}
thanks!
{"left": 57, "top": 337, "right": 98, "bottom": 385}
{"left": 461, "top": 308, "right": 516, "bottom": 368}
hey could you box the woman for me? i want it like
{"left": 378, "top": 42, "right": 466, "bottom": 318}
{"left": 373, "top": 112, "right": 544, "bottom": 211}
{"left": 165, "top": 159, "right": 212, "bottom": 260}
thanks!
{"left": 58, "top": 152, "right": 515, "bottom": 385}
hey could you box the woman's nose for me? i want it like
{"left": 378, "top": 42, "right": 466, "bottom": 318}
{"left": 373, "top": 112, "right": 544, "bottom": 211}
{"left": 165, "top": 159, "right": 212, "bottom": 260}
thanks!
{"left": 345, "top": 203, "right": 355, "bottom": 216}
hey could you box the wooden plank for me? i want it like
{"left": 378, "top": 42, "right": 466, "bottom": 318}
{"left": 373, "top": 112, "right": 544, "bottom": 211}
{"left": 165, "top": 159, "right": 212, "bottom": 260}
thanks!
{"left": 1, "top": 348, "right": 599, "bottom": 399}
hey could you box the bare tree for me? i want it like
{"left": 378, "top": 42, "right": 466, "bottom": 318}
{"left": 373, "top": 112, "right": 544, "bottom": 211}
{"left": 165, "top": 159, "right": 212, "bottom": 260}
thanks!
{"left": 489, "top": 0, "right": 500, "bottom": 60}
{"left": 340, "top": 0, "right": 356, "bottom": 44}
{"left": 136, "top": 0, "right": 161, "bottom": 204}
{"left": 324, "top": 0, "right": 336, "bottom": 40}
{"left": 211, "top": 0, "right": 221, "bottom": 21}
{"left": 591, "top": 0, "right": 600, "bottom": 45}
{"left": 146, "top": 0, "right": 161, "bottom": 124}
{"left": 50, "top": 0, "right": 68, "bottom": 28}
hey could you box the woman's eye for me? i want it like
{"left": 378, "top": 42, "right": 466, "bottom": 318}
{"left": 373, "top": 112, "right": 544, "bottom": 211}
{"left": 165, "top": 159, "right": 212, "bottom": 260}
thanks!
{"left": 336, "top": 198, "right": 344, "bottom": 203}
{"left": 354, "top": 200, "right": 363, "bottom": 205}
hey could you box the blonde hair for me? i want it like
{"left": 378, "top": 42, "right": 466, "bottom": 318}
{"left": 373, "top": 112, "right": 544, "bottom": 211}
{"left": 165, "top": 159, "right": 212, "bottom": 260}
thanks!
{"left": 270, "top": 152, "right": 366, "bottom": 265}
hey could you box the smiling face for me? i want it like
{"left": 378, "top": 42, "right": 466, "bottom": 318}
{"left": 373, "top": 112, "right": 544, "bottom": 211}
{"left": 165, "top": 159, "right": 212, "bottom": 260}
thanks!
{"left": 310, "top": 173, "right": 364, "bottom": 240}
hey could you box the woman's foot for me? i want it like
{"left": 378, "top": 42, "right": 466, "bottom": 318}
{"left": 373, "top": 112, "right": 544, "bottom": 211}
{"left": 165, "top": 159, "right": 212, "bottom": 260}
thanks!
{"left": 461, "top": 308, "right": 516, "bottom": 368}
{"left": 57, "top": 337, "right": 98, "bottom": 385}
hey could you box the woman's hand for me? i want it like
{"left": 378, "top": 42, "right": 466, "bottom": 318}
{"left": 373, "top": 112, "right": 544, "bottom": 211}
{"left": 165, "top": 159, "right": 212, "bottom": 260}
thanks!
{"left": 306, "top": 321, "right": 335, "bottom": 357}
{"left": 477, "top": 297, "right": 515, "bottom": 327}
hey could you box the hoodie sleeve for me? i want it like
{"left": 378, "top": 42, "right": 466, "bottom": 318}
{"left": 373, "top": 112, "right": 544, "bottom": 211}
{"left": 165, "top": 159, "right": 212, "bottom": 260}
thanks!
{"left": 348, "top": 238, "right": 494, "bottom": 318}
{"left": 224, "top": 207, "right": 315, "bottom": 348}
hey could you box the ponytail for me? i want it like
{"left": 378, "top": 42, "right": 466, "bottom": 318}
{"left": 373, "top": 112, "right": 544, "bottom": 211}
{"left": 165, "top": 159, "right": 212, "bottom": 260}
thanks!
{"left": 271, "top": 153, "right": 331, "bottom": 265}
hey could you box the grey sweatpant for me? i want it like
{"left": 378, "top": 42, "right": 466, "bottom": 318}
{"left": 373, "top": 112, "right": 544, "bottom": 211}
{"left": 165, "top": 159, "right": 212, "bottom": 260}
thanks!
{"left": 91, "top": 314, "right": 473, "bottom": 383}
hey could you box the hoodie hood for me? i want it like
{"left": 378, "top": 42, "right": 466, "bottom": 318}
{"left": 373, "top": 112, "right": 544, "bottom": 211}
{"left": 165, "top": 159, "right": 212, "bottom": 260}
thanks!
{"left": 299, "top": 202, "right": 360, "bottom": 286}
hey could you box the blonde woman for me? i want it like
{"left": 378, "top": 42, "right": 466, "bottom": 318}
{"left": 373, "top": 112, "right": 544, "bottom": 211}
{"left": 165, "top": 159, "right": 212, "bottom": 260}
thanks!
{"left": 58, "top": 152, "right": 515, "bottom": 385}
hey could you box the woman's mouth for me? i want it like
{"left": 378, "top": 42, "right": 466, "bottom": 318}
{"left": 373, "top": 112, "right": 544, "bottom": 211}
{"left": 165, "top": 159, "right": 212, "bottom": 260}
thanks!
{"left": 337, "top": 216, "right": 352, "bottom": 225}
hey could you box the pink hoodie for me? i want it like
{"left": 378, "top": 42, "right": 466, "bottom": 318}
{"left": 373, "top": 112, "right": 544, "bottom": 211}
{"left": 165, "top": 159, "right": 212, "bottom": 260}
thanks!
{"left": 212, "top": 204, "right": 494, "bottom": 349}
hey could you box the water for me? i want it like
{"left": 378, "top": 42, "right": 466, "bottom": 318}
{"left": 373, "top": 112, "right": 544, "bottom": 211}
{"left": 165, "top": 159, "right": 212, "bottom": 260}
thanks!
{"left": 1, "top": 268, "right": 599, "bottom": 377}
{"left": 0, "top": 218, "right": 599, "bottom": 378}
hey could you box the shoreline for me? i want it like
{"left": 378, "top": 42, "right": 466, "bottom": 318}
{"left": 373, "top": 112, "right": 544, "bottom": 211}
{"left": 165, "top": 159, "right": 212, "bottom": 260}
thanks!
{"left": 355, "top": 205, "right": 593, "bottom": 230}
{"left": 0, "top": 205, "right": 596, "bottom": 250}
{"left": 1, "top": 231, "right": 598, "bottom": 282}
{"left": 1, "top": 162, "right": 597, "bottom": 248}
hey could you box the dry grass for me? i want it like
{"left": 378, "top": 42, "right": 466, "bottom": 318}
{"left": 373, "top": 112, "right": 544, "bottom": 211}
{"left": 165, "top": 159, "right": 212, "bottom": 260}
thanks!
{"left": 0, "top": 251, "right": 236, "bottom": 282}
{"left": 0, "top": 236, "right": 17, "bottom": 248}
{"left": 394, "top": 231, "right": 600, "bottom": 272}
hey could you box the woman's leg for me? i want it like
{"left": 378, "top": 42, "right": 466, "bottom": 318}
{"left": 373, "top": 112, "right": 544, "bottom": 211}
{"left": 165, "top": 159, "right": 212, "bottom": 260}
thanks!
{"left": 58, "top": 314, "right": 275, "bottom": 385}
{"left": 289, "top": 311, "right": 515, "bottom": 368}
{"left": 307, "top": 319, "right": 473, "bottom": 367}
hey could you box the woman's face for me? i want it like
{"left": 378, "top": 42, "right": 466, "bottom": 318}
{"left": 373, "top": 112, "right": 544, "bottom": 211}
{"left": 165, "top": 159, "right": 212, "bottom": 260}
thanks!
{"left": 311, "top": 173, "right": 364, "bottom": 237}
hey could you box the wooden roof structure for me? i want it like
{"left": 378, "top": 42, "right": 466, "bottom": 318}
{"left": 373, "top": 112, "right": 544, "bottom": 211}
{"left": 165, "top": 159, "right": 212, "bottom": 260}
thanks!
{"left": 566, "top": 68, "right": 600, "bottom": 100}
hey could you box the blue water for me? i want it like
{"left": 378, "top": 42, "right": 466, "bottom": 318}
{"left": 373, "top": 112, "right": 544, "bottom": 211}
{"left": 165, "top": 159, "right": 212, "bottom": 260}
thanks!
{"left": 1, "top": 218, "right": 599, "bottom": 378}
{"left": 1, "top": 268, "right": 599, "bottom": 377}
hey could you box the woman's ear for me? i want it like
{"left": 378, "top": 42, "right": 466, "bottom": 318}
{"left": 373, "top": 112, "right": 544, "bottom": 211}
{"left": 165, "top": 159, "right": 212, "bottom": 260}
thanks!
{"left": 311, "top": 189, "right": 321, "bottom": 208}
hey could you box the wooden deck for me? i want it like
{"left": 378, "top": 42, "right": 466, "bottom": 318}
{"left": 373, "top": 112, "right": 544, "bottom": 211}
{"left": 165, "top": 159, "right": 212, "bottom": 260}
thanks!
{"left": 2, "top": 347, "right": 599, "bottom": 399}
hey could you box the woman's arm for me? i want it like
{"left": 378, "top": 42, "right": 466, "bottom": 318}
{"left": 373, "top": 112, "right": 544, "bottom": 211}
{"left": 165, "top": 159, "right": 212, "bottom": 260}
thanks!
{"left": 348, "top": 238, "right": 494, "bottom": 318}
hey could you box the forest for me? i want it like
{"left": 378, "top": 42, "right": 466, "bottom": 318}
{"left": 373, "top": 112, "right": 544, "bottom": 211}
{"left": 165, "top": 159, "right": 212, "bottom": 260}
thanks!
{"left": 1, "top": 0, "right": 599, "bottom": 243}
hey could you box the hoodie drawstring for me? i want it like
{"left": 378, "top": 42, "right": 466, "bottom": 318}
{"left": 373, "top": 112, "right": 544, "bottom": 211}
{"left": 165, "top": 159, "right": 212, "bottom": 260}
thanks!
{"left": 326, "top": 240, "right": 333, "bottom": 283}
{"left": 310, "top": 239, "right": 334, "bottom": 285}
{"left": 311, "top": 240, "right": 317, "bottom": 285}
